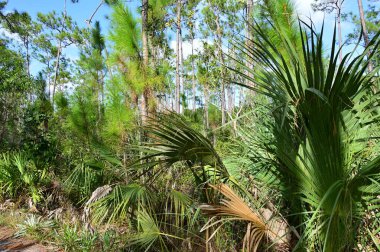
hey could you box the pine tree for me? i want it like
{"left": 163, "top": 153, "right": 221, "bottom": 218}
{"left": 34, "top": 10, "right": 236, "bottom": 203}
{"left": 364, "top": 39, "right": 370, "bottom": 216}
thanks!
{"left": 37, "top": 11, "right": 83, "bottom": 103}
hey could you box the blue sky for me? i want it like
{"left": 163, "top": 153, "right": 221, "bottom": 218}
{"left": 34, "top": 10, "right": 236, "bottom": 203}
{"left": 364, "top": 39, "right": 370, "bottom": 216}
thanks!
{"left": 295, "top": 0, "right": 378, "bottom": 55}
{"left": 2, "top": 0, "right": 379, "bottom": 76}
{"left": 5, "top": 0, "right": 113, "bottom": 30}
{"left": 4, "top": 0, "right": 120, "bottom": 75}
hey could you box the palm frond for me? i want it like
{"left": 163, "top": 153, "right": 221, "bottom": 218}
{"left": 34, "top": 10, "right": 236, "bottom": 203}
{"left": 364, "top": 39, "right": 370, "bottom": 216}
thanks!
{"left": 200, "top": 184, "right": 289, "bottom": 251}
{"left": 230, "top": 17, "right": 380, "bottom": 250}
{"left": 128, "top": 209, "right": 185, "bottom": 252}
{"left": 134, "top": 112, "right": 229, "bottom": 185}
{"left": 164, "top": 189, "right": 192, "bottom": 229}
{"left": 89, "top": 183, "right": 154, "bottom": 224}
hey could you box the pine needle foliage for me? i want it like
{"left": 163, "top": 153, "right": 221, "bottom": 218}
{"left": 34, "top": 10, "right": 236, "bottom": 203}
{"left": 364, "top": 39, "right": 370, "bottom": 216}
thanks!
{"left": 109, "top": 2, "right": 141, "bottom": 59}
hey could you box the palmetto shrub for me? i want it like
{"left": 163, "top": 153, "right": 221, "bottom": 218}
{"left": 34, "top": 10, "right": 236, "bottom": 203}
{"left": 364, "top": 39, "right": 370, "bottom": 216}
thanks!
{"left": 0, "top": 152, "right": 47, "bottom": 204}
{"left": 229, "top": 21, "right": 380, "bottom": 250}
{"left": 133, "top": 21, "right": 380, "bottom": 251}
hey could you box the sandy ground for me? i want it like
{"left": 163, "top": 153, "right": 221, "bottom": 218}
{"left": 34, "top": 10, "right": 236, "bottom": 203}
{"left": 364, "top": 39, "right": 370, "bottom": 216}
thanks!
{"left": 0, "top": 226, "right": 48, "bottom": 252}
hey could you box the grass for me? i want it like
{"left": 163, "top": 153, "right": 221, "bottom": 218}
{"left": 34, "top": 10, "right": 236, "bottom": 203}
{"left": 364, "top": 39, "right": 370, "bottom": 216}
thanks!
{"left": 0, "top": 208, "right": 127, "bottom": 251}
{"left": 0, "top": 209, "right": 28, "bottom": 228}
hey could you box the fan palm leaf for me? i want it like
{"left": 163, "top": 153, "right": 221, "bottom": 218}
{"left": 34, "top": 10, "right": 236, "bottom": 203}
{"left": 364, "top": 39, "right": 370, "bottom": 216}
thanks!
{"left": 230, "top": 18, "right": 380, "bottom": 251}
{"left": 134, "top": 112, "right": 230, "bottom": 186}
{"left": 90, "top": 183, "right": 154, "bottom": 224}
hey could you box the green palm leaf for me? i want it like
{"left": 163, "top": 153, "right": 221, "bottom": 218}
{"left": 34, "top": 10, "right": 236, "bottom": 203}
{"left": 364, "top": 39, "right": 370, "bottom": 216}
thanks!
{"left": 134, "top": 112, "right": 230, "bottom": 185}
{"left": 230, "top": 19, "right": 380, "bottom": 251}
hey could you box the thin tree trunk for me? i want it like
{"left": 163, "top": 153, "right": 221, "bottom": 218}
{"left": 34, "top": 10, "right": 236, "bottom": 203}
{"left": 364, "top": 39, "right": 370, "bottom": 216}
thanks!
{"left": 52, "top": 41, "right": 62, "bottom": 104}
{"left": 239, "top": 86, "right": 244, "bottom": 107}
{"left": 64, "top": 0, "right": 67, "bottom": 17}
{"left": 246, "top": 0, "right": 254, "bottom": 77}
{"left": 52, "top": 0, "right": 67, "bottom": 105}
{"left": 175, "top": 0, "right": 182, "bottom": 113}
{"left": 191, "top": 33, "right": 196, "bottom": 113}
{"left": 96, "top": 45, "right": 102, "bottom": 122}
{"left": 149, "top": 41, "right": 159, "bottom": 113}
{"left": 101, "top": 70, "right": 104, "bottom": 114}
{"left": 227, "top": 47, "right": 235, "bottom": 115}
{"left": 246, "top": 0, "right": 253, "bottom": 50}
{"left": 180, "top": 26, "right": 184, "bottom": 113}
{"left": 246, "top": 0, "right": 255, "bottom": 101}
{"left": 26, "top": 38, "right": 30, "bottom": 77}
{"left": 204, "top": 85, "right": 209, "bottom": 130}
{"left": 227, "top": 86, "right": 234, "bottom": 115}
{"left": 337, "top": 0, "right": 343, "bottom": 62}
{"left": 221, "top": 81, "right": 226, "bottom": 125}
{"left": 47, "top": 59, "right": 51, "bottom": 100}
{"left": 141, "top": 0, "right": 150, "bottom": 122}
{"left": 97, "top": 68, "right": 103, "bottom": 122}
{"left": 357, "top": 0, "right": 373, "bottom": 72}
{"left": 214, "top": 12, "right": 226, "bottom": 125}
{"left": 86, "top": 0, "right": 104, "bottom": 27}
{"left": 25, "top": 38, "right": 32, "bottom": 102}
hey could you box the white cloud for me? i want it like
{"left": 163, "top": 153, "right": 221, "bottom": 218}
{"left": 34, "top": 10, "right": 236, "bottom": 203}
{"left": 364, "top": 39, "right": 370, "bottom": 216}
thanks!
{"left": 294, "top": 0, "right": 326, "bottom": 25}
{"left": 169, "top": 38, "right": 207, "bottom": 59}
{"left": 0, "top": 27, "right": 22, "bottom": 44}
{"left": 169, "top": 38, "right": 230, "bottom": 60}
{"left": 293, "top": 0, "right": 354, "bottom": 40}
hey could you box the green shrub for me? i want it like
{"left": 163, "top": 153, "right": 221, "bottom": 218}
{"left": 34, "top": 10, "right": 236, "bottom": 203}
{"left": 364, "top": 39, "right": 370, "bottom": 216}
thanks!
{"left": 0, "top": 152, "right": 48, "bottom": 203}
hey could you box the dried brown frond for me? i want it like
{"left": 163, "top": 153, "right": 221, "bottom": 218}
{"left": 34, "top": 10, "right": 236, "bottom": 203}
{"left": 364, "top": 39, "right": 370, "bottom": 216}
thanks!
{"left": 200, "top": 184, "right": 290, "bottom": 252}
{"left": 82, "top": 185, "right": 113, "bottom": 228}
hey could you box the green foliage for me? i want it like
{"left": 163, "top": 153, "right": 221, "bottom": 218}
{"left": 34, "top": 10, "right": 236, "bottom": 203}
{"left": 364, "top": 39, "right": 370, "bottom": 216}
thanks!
{"left": 91, "top": 183, "right": 154, "bottom": 224}
{"left": 109, "top": 2, "right": 140, "bottom": 58}
{"left": 0, "top": 40, "right": 33, "bottom": 149}
{"left": 64, "top": 162, "right": 104, "bottom": 204}
{"left": 55, "top": 224, "right": 98, "bottom": 252}
{"left": 129, "top": 209, "right": 168, "bottom": 251}
{"left": 15, "top": 215, "right": 55, "bottom": 240}
{"left": 102, "top": 76, "right": 135, "bottom": 146}
{"left": 37, "top": 11, "right": 83, "bottom": 46}
{"left": 261, "top": 0, "right": 303, "bottom": 59}
{"left": 136, "top": 112, "right": 229, "bottom": 185}
{"left": 0, "top": 153, "right": 48, "bottom": 203}
{"left": 22, "top": 96, "right": 54, "bottom": 162}
{"left": 0, "top": 40, "right": 30, "bottom": 90}
{"left": 232, "top": 20, "right": 380, "bottom": 250}
{"left": 91, "top": 21, "right": 105, "bottom": 52}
